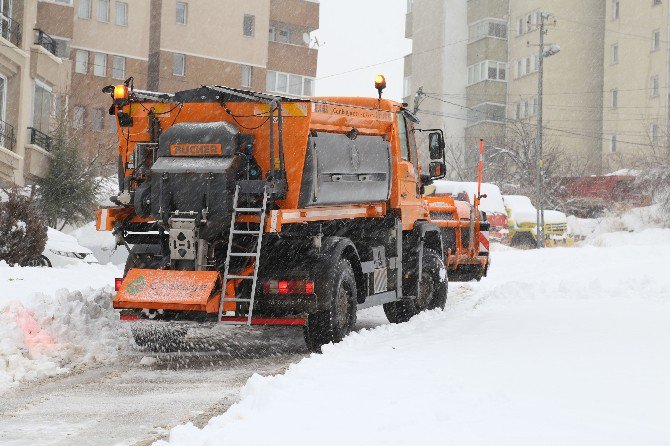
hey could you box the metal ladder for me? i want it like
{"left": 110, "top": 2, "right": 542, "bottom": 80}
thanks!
{"left": 218, "top": 184, "right": 269, "bottom": 325}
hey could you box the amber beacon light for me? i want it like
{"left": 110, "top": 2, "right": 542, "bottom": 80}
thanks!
{"left": 374, "top": 75, "right": 387, "bottom": 99}
{"left": 113, "top": 84, "right": 129, "bottom": 102}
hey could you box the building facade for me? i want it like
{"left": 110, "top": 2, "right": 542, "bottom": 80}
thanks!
{"left": 602, "top": 0, "right": 669, "bottom": 171}
{"left": 0, "top": 0, "right": 70, "bottom": 187}
{"left": 406, "top": 0, "right": 611, "bottom": 176}
{"left": 1, "top": 0, "right": 319, "bottom": 187}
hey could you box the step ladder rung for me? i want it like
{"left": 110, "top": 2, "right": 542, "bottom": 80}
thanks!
{"left": 231, "top": 230, "right": 261, "bottom": 235}
{"left": 226, "top": 274, "right": 255, "bottom": 279}
{"left": 222, "top": 298, "right": 253, "bottom": 303}
{"left": 229, "top": 252, "right": 257, "bottom": 257}
{"left": 235, "top": 208, "right": 264, "bottom": 213}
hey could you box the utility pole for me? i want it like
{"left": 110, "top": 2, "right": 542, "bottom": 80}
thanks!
{"left": 535, "top": 13, "right": 547, "bottom": 249}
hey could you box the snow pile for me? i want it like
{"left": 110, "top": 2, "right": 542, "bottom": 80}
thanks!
{"left": 432, "top": 180, "right": 506, "bottom": 215}
{"left": 158, "top": 235, "right": 670, "bottom": 446}
{"left": 0, "top": 263, "right": 127, "bottom": 392}
{"left": 70, "top": 221, "right": 128, "bottom": 266}
{"left": 569, "top": 204, "right": 666, "bottom": 240}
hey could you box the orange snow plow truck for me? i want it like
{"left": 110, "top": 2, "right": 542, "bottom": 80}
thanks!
{"left": 97, "top": 79, "right": 489, "bottom": 351}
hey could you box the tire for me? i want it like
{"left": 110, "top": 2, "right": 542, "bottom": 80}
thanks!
{"left": 384, "top": 249, "right": 448, "bottom": 323}
{"left": 131, "top": 323, "right": 188, "bottom": 353}
{"left": 124, "top": 244, "right": 163, "bottom": 275}
{"left": 303, "top": 259, "right": 357, "bottom": 353}
{"left": 511, "top": 232, "right": 536, "bottom": 249}
{"left": 20, "top": 255, "right": 52, "bottom": 268}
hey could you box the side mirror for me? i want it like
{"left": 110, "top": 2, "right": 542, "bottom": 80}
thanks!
{"left": 428, "top": 132, "right": 445, "bottom": 160}
{"left": 429, "top": 161, "right": 446, "bottom": 180}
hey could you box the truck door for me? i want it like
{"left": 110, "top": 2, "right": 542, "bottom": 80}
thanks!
{"left": 397, "top": 113, "right": 420, "bottom": 201}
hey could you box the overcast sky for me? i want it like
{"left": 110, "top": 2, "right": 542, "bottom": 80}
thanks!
{"left": 315, "top": 0, "right": 411, "bottom": 101}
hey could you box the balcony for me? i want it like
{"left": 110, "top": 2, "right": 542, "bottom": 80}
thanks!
{"left": 28, "top": 127, "right": 52, "bottom": 152}
{"left": 0, "top": 119, "right": 16, "bottom": 151}
{"left": 0, "top": 13, "right": 21, "bottom": 47}
{"left": 34, "top": 29, "right": 57, "bottom": 56}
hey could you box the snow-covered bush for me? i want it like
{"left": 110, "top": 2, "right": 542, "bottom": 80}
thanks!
{"left": 0, "top": 190, "right": 48, "bottom": 265}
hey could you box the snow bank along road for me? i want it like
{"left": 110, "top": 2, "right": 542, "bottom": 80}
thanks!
{"left": 2, "top": 229, "right": 670, "bottom": 445}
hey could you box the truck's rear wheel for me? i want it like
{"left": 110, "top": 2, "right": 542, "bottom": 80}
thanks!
{"left": 303, "top": 259, "right": 357, "bottom": 353}
{"left": 131, "top": 324, "right": 188, "bottom": 353}
{"left": 384, "top": 249, "right": 447, "bottom": 323}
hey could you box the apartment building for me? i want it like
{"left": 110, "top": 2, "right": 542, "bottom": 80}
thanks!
{"left": 507, "top": 0, "right": 605, "bottom": 174}
{"left": 0, "top": 1, "right": 70, "bottom": 187}
{"left": 2, "top": 0, "right": 319, "bottom": 187}
{"left": 404, "top": 0, "right": 507, "bottom": 170}
{"left": 602, "top": 0, "right": 668, "bottom": 171}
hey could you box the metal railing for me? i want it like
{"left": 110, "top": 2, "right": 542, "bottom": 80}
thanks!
{"left": 0, "top": 118, "right": 16, "bottom": 151}
{"left": 0, "top": 13, "right": 22, "bottom": 47}
{"left": 28, "top": 127, "right": 52, "bottom": 151}
{"left": 34, "top": 29, "right": 56, "bottom": 56}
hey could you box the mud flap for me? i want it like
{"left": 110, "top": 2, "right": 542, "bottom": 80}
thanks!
{"left": 114, "top": 269, "right": 222, "bottom": 312}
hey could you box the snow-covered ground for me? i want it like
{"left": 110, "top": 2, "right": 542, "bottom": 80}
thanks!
{"left": 158, "top": 230, "right": 670, "bottom": 446}
{"left": 0, "top": 262, "right": 124, "bottom": 393}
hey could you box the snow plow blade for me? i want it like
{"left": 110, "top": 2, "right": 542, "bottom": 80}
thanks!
{"left": 114, "top": 269, "right": 222, "bottom": 312}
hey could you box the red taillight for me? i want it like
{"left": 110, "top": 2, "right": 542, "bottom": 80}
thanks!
{"left": 263, "top": 279, "right": 315, "bottom": 295}
{"left": 115, "top": 278, "right": 123, "bottom": 291}
{"left": 278, "top": 280, "right": 289, "bottom": 294}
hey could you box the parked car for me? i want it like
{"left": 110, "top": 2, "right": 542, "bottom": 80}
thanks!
{"left": 21, "top": 227, "right": 99, "bottom": 267}
{"left": 430, "top": 181, "right": 510, "bottom": 243}
{"left": 502, "top": 195, "right": 573, "bottom": 248}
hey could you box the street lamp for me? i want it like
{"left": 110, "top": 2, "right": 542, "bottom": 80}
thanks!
{"left": 535, "top": 13, "right": 560, "bottom": 248}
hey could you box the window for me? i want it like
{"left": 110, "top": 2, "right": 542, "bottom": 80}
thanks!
{"left": 75, "top": 49, "right": 89, "bottom": 73}
{"left": 278, "top": 26, "right": 290, "bottom": 44}
{"left": 467, "top": 60, "right": 507, "bottom": 85}
{"left": 651, "top": 75, "right": 660, "bottom": 97}
{"left": 266, "top": 70, "right": 314, "bottom": 96}
{"left": 525, "top": 57, "right": 531, "bottom": 75}
{"left": 533, "top": 97, "right": 538, "bottom": 116}
{"left": 173, "top": 53, "right": 185, "bottom": 76}
{"left": 403, "top": 75, "right": 411, "bottom": 98}
{"left": 515, "top": 102, "right": 521, "bottom": 120}
{"left": 176, "top": 2, "right": 187, "bottom": 25}
{"left": 611, "top": 89, "right": 618, "bottom": 108}
{"left": 73, "top": 106, "right": 85, "bottom": 129}
{"left": 468, "top": 19, "right": 508, "bottom": 42}
{"left": 98, "top": 0, "right": 110, "bottom": 21}
{"left": 516, "top": 60, "right": 522, "bottom": 79}
{"left": 288, "top": 74, "right": 302, "bottom": 95}
{"left": 243, "top": 14, "right": 255, "bottom": 37}
{"left": 611, "top": 43, "right": 619, "bottom": 64}
{"left": 303, "top": 77, "right": 313, "bottom": 96}
{"left": 112, "top": 55, "right": 125, "bottom": 79}
{"left": 115, "top": 2, "right": 127, "bottom": 26}
{"left": 33, "top": 82, "right": 53, "bottom": 135}
{"left": 533, "top": 54, "right": 539, "bottom": 71}
{"left": 613, "top": 0, "right": 620, "bottom": 19}
{"left": 92, "top": 107, "right": 105, "bottom": 131}
{"left": 78, "top": 0, "right": 92, "bottom": 19}
{"left": 610, "top": 134, "right": 617, "bottom": 153}
{"left": 406, "top": 0, "right": 413, "bottom": 13}
{"left": 654, "top": 0, "right": 662, "bottom": 5}
{"left": 523, "top": 100, "right": 529, "bottom": 118}
{"left": 269, "top": 26, "right": 276, "bottom": 41}
{"left": 467, "top": 103, "right": 506, "bottom": 126}
{"left": 241, "top": 65, "right": 252, "bottom": 88}
{"left": 397, "top": 114, "right": 410, "bottom": 160}
{"left": 652, "top": 29, "right": 660, "bottom": 51}
{"left": 0, "top": 75, "right": 6, "bottom": 126}
{"left": 93, "top": 53, "right": 106, "bottom": 77}
{"left": 651, "top": 124, "right": 659, "bottom": 143}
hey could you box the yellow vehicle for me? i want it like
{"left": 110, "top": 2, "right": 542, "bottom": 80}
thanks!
{"left": 502, "top": 195, "right": 573, "bottom": 248}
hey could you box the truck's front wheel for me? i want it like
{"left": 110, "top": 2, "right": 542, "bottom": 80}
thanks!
{"left": 303, "top": 259, "right": 357, "bottom": 353}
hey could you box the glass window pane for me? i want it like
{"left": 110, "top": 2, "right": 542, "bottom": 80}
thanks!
{"left": 172, "top": 54, "right": 184, "bottom": 76}
{"left": 75, "top": 50, "right": 88, "bottom": 73}
{"left": 266, "top": 70, "right": 276, "bottom": 91}
{"left": 116, "top": 2, "right": 127, "bottom": 26}
{"left": 93, "top": 53, "right": 106, "bottom": 77}
{"left": 243, "top": 15, "right": 255, "bottom": 37}
{"left": 276, "top": 73, "right": 288, "bottom": 92}
{"left": 288, "top": 74, "right": 302, "bottom": 95}
{"left": 112, "top": 55, "right": 125, "bottom": 79}
{"left": 98, "top": 0, "right": 109, "bottom": 21}
{"left": 78, "top": 0, "right": 91, "bottom": 18}
{"left": 397, "top": 114, "right": 410, "bottom": 161}
{"left": 241, "top": 65, "right": 252, "bottom": 88}
{"left": 303, "top": 77, "right": 313, "bottom": 96}
{"left": 176, "top": 2, "right": 187, "bottom": 24}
